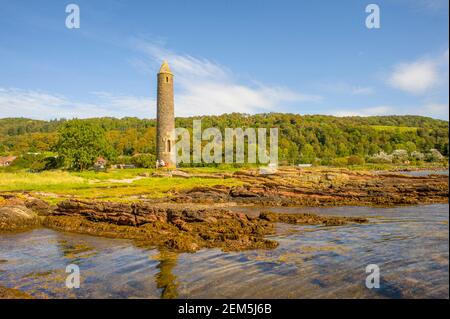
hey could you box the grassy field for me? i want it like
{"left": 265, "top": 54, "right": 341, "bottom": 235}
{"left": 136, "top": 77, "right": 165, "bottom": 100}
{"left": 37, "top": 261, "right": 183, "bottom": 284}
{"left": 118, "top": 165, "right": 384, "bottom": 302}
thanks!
{"left": 370, "top": 125, "right": 419, "bottom": 133}
{"left": 0, "top": 168, "right": 243, "bottom": 203}
{"left": 1, "top": 163, "right": 447, "bottom": 204}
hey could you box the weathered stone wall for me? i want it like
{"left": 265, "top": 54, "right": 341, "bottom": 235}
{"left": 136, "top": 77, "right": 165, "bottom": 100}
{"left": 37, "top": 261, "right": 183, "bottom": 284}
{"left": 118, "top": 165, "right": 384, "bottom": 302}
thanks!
{"left": 156, "top": 67, "right": 175, "bottom": 167}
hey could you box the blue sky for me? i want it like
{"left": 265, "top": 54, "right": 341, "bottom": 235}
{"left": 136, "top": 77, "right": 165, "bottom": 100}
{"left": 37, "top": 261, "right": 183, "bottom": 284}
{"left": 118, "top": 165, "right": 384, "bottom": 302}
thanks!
{"left": 0, "top": 0, "right": 448, "bottom": 120}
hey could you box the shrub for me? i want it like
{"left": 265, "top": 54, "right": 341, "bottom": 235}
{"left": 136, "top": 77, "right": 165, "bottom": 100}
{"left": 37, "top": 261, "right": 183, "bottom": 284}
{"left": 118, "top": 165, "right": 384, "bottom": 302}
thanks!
{"left": 392, "top": 149, "right": 409, "bottom": 163}
{"left": 13, "top": 154, "right": 64, "bottom": 172}
{"left": 330, "top": 157, "right": 348, "bottom": 167}
{"left": 347, "top": 155, "right": 365, "bottom": 165}
{"left": 131, "top": 154, "right": 156, "bottom": 168}
{"left": 367, "top": 151, "right": 393, "bottom": 164}
{"left": 410, "top": 151, "right": 425, "bottom": 161}
{"left": 114, "top": 156, "right": 134, "bottom": 165}
{"left": 426, "top": 149, "right": 445, "bottom": 162}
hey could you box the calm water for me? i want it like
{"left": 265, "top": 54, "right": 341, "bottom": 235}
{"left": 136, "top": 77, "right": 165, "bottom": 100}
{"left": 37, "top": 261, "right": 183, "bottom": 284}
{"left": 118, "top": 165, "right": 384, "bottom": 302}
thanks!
{"left": 374, "top": 170, "right": 449, "bottom": 177}
{"left": 395, "top": 170, "right": 449, "bottom": 177}
{"left": 0, "top": 204, "right": 448, "bottom": 299}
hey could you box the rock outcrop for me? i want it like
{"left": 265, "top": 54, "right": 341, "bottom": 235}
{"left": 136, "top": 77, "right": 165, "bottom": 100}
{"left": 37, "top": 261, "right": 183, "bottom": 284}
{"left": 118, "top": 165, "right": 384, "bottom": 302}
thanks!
{"left": 169, "top": 168, "right": 449, "bottom": 206}
{"left": 0, "top": 286, "right": 34, "bottom": 299}
{"left": 0, "top": 205, "right": 40, "bottom": 232}
{"left": 44, "top": 199, "right": 279, "bottom": 252}
{"left": 41, "top": 199, "right": 368, "bottom": 252}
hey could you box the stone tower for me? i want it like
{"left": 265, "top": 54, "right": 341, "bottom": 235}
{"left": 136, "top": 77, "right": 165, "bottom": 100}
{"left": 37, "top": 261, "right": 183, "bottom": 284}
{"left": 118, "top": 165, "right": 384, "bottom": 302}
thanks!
{"left": 156, "top": 60, "right": 175, "bottom": 168}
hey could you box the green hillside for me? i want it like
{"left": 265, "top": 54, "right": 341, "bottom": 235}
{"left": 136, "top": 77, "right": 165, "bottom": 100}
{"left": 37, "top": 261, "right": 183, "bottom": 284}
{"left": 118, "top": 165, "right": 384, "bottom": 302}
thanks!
{"left": 0, "top": 113, "right": 448, "bottom": 166}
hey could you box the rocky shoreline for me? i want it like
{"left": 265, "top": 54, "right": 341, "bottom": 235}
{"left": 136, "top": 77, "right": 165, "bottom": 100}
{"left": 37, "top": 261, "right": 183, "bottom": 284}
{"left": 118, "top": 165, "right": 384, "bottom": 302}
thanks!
{"left": 0, "top": 285, "right": 34, "bottom": 299}
{"left": 1, "top": 198, "right": 368, "bottom": 252}
{"left": 167, "top": 167, "right": 449, "bottom": 206}
{"left": 0, "top": 168, "right": 447, "bottom": 252}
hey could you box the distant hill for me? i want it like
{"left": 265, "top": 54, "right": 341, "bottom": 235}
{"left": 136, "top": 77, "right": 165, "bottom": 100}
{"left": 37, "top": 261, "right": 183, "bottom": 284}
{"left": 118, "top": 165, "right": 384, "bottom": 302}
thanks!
{"left": 0, "top": 113, "right": 448, "bottom": 164}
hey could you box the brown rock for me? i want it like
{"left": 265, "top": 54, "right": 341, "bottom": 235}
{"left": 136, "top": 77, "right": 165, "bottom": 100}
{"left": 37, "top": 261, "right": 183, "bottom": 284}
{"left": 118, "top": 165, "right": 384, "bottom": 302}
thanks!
{"left": 0, "top": 286, "right": 34, "bottom": 299}
{"left": 171, "top": 170, "right": 191, "bottom": 178}
{"left": 230, "top": 187, "right": 259, "bottom": 198}
{"left": 0, "top": 205, "right": 40, "bottom": 232}
{"left": 25, "top": 198, "right": 52, "bottom": 215}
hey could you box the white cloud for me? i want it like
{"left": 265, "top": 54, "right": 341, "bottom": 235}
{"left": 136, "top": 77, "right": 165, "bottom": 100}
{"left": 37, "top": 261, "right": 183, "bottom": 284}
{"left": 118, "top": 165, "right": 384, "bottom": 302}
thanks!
{"left": 388, "top": 60, "right": 439, "bottom": 94}
{"left": 320, "top": 82, "right": 375, "bottom": 95}
{"left": 351, "top": 86, "right": 375, "bottom": 95}
{"left": 0, "top": 87, "right": 154, "bottom": 119}
{"left": 1, "top": 43, "right": 321, "bottom": 119}
{"left": 420, "top": 103, "right": 449, "bottom": 118}
{"left": 91, "top": 91, "right": 155, "bottom": 116}
{"left": 175, "top": 82, "right": 321, "bottom": 116}
{"left": 388, "top": 50, "right": 448, "bottom": 94}
{"left": 2, "top": 87, "right": 447, "bottom": 120}
{"left": 132, "top": 40, "right": 321, "bottom": 116}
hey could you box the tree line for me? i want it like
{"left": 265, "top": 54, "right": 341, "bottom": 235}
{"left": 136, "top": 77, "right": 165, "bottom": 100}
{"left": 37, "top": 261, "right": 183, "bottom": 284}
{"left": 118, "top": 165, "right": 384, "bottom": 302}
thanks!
{"left": 0, "top": 113, "right": 448, "bottom": 170}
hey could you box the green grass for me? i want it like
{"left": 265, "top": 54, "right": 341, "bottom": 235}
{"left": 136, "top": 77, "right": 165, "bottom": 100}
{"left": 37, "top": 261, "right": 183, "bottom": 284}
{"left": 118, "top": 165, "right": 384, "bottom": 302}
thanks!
{"left": 63, "top": 177, "right": 241, "bottom": 200}
{"left": 0, "top": 171, "right": 88, "bottom": 192}
{"left": 370, "top": 125, "right": 419, "bottom": 133}
{"left": 178, "top": 165, "right": 243, "bottom": 174}
{"left": 0, "top": 169, "right": 243, "bottom": 202}
{"left": 2, "top": 163, "right": 446, "bottom": 203}
{"left": 73, "top": 168, "right": 153, "bottom": 180}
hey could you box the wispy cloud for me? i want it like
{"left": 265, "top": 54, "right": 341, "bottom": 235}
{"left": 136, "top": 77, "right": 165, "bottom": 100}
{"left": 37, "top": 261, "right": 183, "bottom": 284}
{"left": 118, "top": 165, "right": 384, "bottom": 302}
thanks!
{"left": 131, "top": 40, "right": 322, "bottom": 116}
{"left": 319, "top": 81, "right": 375, "bottom": 95}
{"left": 387, "top": 50, "right": 448, "bottom": 94}
{"left": 2, "top": 42, "right": 447, "bottom": 120}
{"left": 388, "top": 60, "right": 439, "bottom": 94}
{"left": 91, "top": 91, "right": 155, "bottom": 116}
{"left": 406, "top": 0, "right": 449, "bottom": 13}
{"left": 420, "top": 102, "right": 449, "bottom": 118}
{"left": 1, "top": 41, "right": 321, "bottom": 120}
{"left": 0, "top": 87, "right": 154, "bottom": 119}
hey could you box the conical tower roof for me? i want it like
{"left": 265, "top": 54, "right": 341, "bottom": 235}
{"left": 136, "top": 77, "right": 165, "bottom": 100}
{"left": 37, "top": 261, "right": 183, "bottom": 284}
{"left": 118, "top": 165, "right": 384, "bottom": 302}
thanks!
{"left": 159, "top": 60, "right": 173, "bottom": 74}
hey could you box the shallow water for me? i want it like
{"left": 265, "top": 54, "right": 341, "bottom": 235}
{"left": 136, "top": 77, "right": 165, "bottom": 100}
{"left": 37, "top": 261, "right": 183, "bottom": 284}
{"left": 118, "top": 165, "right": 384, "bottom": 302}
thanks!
{"left": 397, "top": 170, "right": 448, "bottom": 177}
{"left": 0, "top": 204, "right": 448, "bottom": 299}
{"left": 380, "top": 170, "right": 449, "bottom": 177}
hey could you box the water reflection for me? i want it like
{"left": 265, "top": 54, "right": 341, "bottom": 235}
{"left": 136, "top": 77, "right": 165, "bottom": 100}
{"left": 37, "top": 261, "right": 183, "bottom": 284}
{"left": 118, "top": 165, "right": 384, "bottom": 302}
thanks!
{"left": 154, "top": 250, "right": 179, "bottom": 299}
{"left": 0, "top": 204, "right": 448, "bottom": 299}
{"left": 374, "top": 170, "right": 449, "bottom": 177}
{"left": 57, "top": 239, "right": 97, "bottom": 263}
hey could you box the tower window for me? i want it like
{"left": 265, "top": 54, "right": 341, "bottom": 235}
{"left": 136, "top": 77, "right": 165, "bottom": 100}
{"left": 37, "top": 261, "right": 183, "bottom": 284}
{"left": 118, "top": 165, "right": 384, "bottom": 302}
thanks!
{"left": 166, "top": 76, "right": 169, "bottom": 83}
{"left": 167, "top": 140, "right": 171, "bottom": 152}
